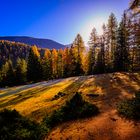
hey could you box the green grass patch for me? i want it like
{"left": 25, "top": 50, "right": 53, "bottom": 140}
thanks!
{"left": 0, "top": 109, "right": 48, "bottom": 140}
{"left": 117, "top": 91, "right": 140, "bottom": 120}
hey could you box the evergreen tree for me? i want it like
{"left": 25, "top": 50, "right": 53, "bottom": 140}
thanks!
{"left": 15, "top": 58, "right": 27, "bottom": 84}
{"left": 88, "top": 28, "right": 98, "bottom": 75}
{"left": 1, "top": 60, "right": 15, "bottom": 86}
{"left": 102, "top": 24, "right": 108, "bottom": 72}
{"left": 68, "top": 46, "right": 77, "bottom": 76}
{"left": 71, "top": 34, "right": 85, "bottom": 76}
{"left": 94, "top": 37, "right": 105, "bottom": 74}
{"left": 133, "top": 16, "right": 140, "bottom": 71}
{"left": 115, "top": 13, "right": 130, "bottom": 71}
{"left": 1, "top": 61, "right": 9, "bottom": 84}
{"left": 27, "top": 46, "right": 42, "bottom": 82}
{"left": 107, "top": 13, "right": 118, "bottom": 71}
{"left": 6, "top": 60, "right": 15, "bottom": 86}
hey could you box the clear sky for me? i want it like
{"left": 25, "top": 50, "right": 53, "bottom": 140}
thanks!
{"left": 0, "top": 0, "right": 130, "bottom": 44}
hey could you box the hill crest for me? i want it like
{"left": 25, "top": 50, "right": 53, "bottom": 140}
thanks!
{"left": 0, "top": 36, "right": 67, "bottom": 49}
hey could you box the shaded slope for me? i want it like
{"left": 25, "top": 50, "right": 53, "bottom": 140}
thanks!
{"left": 0, "top": 36, "right": 65, "bottom": 49}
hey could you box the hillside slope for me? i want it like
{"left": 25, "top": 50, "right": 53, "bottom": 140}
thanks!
{"left": 0, "top": 40, "right": 31, "bottom": 65}
{"left": 0, "top": 72, "right": 140, "bottom": 140}
{"left": 0, "top": 36, "right": 66, "bottom": 49}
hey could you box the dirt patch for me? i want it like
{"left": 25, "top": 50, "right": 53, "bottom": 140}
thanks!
{"left": 46, "top": 72, "right": 140, "bottom": 140}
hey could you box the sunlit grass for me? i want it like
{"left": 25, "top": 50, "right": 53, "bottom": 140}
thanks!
{"left": 0, "top": 78, "right": 78, "bottom": 121}
{"left": 79, "top": 77, "right": 103, "bottom": 95}
{"left": 0, "top": 72, "right": 140, "bottom": 122}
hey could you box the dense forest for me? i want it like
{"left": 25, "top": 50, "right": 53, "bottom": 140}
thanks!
{"left": 0, "top": 41, "right": 30, "bottom": 66}
{"left": 0, "top": 9, "right": 140, "bottom": 87}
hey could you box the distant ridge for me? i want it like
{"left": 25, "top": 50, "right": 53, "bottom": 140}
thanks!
{"left": 0, "top": 36, "right": 67, "bottom": 49}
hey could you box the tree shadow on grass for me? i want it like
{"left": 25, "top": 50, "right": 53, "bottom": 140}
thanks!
{"left": 0, "top": 86, "right": 52, "bottom": 108}
{"left": 92, "top": 73, "right": 140, "bottom": 111}
{"left": 28, "top": 77, "right": 87, "bottom": 121}
{"left": 0, "top": 79, "right": 68, "bottom": 109}
{"left": 113, "top": 73, "right": 140, "bottom": 95}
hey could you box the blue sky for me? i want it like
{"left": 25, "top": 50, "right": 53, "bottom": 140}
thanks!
{"left": 0, "top": 0, "right": 130, "bottom": 44}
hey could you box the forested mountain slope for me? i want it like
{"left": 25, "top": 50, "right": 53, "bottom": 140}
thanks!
{"left": 0, "top": 36, "right": 66, "bottom": 49}
{"left": 0, "top": 40, "right": 31, "bottom": 66}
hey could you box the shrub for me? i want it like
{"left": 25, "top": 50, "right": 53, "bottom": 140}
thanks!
{"left": 0, "top": 109, "right": 47, "bottom": 140}
{"left": 44, "top": 92, "right": 99, "bottom": 128}
{"left": 135, "top": 91, "right": 140, "bottom": 100}
{"left": 86, "top": 93, "right": 99, "bottom": 98}
{"left": 51, "top": 92, "right": 66, "bottom": 101}
{"left": 117, "top": 92, "right": 140, "bottom": 120}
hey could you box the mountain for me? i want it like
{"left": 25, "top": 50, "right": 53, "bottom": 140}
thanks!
{"left": 0, "top": 36, "right": 66, "bottom": 49}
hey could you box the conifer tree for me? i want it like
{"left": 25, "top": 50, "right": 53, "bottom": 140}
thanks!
{"left": 1, "top": 60, "right": 15, "bottom": 86}
{"left": 115, "top": 13, "right": 130, "bottom": 71}
{"left": 6, "top": 60, "right": 15, "bottom": 86}
{"left": 102, "top": 24, "right": 108, "bottom": 72}
{"left": 133, "top": 16, "right": 140, "bottom": 70}
{"left": 27, "top": 46, "right": 42, "bottom": 82}
{"left": 15, "top": 58, "right": 27, "bottom": 84}
{"left": 63, "top": 47, "right": 71, "bottom": 77}
{"left": 82, "top": 52, "right": 89, "bottom": 75}
{"left": 94, "top": 37, "right": 105, "bottom": 74}
{"left": 52, "top": 49, "right": 58, "bottom": 78}
{"left": 107, "top": 13, "right": 118, "bottom": 71}
{"left": 42, "top": 49, "right": 52, "bottom": 80}
{"left": 88, "top": 28, "right": 98, "bottom": 75}
{"left": 71, "top": 34, "right": 85, "bottom": 75}
{"left": 1, "top": 61, "right": 9, "bottom": 83}
{"left": 68, "top": 46, "right": 77, "bottom": 76}
{"left": 57, "top": 49, "right": 64, "bottom": 78}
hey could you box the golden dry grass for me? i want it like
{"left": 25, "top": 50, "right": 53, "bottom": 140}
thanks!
{"left": 0, "top": 72, "right": 140, "bottom": 139}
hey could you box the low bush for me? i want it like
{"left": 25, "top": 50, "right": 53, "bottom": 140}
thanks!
{"left": 86, "top": 93, "right": 99, "bottom": 98}
{"left": 51, "top": 92, "right": 66, "bottom": 101}
{"left": 117, "top": 91, "right": 140, "bottom": 120}
{"left": 135, "top": 92, "right": 140, "bottom": 100}
{"left": 44, "top": 92, "right": 99, "bottom": 128}
{"left": 0, "top": 93, "right": 99, "bottom": 139}
{"left": 0, "top": 109, "right": 48, "bottom": 140}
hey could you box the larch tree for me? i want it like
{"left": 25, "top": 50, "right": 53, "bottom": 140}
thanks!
{"left": 51, "top": 49, "right": 58, "bottom": 78}
{"left": 68, "top": 46, "right": 77, "bottom": 76}
{"left": 42, "top": 49, "right": 52, "bottom": 80}
{"left": 63, "top": 47, "right": 72, "bottom": 77}
{"left": 57, "top": 49, "right": 64, "bottom": 78}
